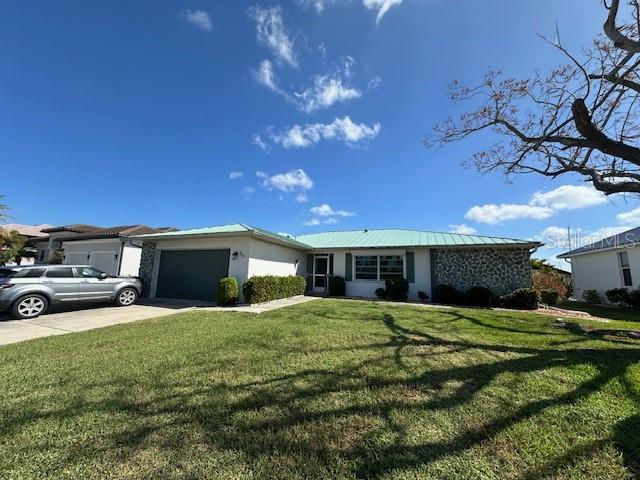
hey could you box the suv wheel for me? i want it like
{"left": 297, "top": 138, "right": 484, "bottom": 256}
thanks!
{"left": 12, "top": 294, "right": 49, "bottom": 319}
{"left": 115, "top": 288, "right": 138, "bottom": 307}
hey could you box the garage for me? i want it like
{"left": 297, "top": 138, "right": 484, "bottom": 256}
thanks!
{"left": 155, "top": 249, "right": 230, "bottom": 302}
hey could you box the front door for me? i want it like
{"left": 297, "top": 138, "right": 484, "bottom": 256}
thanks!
{"left": 42, "top": 266, "right": 80, "bottom": 303}
{"left": 313, "top": 256, "right": 328, "bottom": 291}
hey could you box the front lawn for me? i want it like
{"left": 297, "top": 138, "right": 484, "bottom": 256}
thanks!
{"left": 561, "top": 300, "right": 640, "bottom": 323}
{"left": 1, "top": 299, "right": 639, "bottom": 479}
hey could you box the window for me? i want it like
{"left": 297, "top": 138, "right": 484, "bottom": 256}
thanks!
{"left": 0, "top": 268, "right": 16, "bottom": 278}
{"left": 14, "top": 268, "right": 45, "bottom": 278}
{"left": 45, "top": 267, "right": 75, "bottom": 278}
{"left": 77, "top": 267, "right": 104, "bottom": 278}
{"left": 619, "top": 251, "right": 633, "bottom": 287}
{"left": 355, "top": 256, "right": 378, "bottom": 280}
{"left": 380, "top": 256, "right": 403, "bottom": 279}
{"left": 354, "top": 255, "right": 404, "bottom": 281}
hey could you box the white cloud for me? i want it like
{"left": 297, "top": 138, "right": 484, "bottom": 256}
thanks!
{"left": 617, "top": 206, "right": 640, "bottom": 225}
{"left": 304, "top": 218, "right": 321, "bottom": 226}
{"left": 363, "top": 0, "right": 403, "bottom": 24}
{"left": 242, "top": 186, "right": 256, "bottom": 197}
{"left": 367, "top": 76, "right": 382, "bottom": 91}
{"left": 249, "top": 6, "right": 297, "bottom": 67}
{"left": 181, "top": 9, "right": 213, "bottom": 32}
{"left": 449, "top": 224, "right": 477, "bottom": 235}
{"left": 229, "top": 171, "right": 243, "bottom": 180}
{"left": 465, "top": 204, "right": 554, "bottom": 225}
{"left": 252, "top": 134, "right": 271, "bottom": 152}
{"left": 252, "top": 60, "right": 284, "bottom": 95}
{"left": 310, "top": 203, "right": 354, "bottom": 217}
{"left": 537, "top": 225, "right": 628, "bottom": 250}
{"left": 466, "top": 184, "right": 609, "bottom": 225}
{"left": 295, "top": 192, "right": 309, "bottom": 203}
{"left": 268, "top": 116, "right": 381, "bottom": 149}
{"left": 323, "top": 217, "right": 338, "bottom": 224}
{"left": 295, "top": 73, "right": 361, "bottom": 113}
{"left": 298, "top": 0, "right": 334, "bottom": 13}
{"left": 530, "top": 185, "right": 606, "bottom": 210}
{"left": 258, "top": 169, "right": 314, "bottom": 193}
{"left": 253, "top": 56, "right": 364, "bottom": 113}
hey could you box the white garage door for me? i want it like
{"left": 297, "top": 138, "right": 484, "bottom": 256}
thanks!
{"left": 90, "top": 251, "right": 118, "bottom": 276}
{"left": 65, "top": 252, "right": 88, "bottom": 265}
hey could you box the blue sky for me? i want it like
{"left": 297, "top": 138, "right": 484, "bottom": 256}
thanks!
{"left": 1, "top": 0, "right": 637, "bottom": 267}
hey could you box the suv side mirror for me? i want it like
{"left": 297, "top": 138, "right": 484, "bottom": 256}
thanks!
{"left": 98, "top": 273, "right": 109, "bottom": 280}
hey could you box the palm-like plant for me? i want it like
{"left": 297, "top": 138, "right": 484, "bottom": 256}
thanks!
{"left": 0, "top": 195, "right": 9, "bottom": 222}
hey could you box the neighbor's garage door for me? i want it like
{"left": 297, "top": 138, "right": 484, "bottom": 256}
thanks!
{"left": 156, "top": 249, "right": 230, "bottom": 302}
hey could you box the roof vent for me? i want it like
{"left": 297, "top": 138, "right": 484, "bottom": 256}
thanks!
{"left": 364, "top": 229, "right": 368, "bottom": 233}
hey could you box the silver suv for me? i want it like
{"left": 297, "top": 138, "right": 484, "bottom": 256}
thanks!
{"left": 0, "top": 265, "right": 142, "bottom": 319}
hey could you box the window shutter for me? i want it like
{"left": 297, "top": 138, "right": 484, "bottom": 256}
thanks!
{"left": 329, "top": 253, "right": 334, "bottom": 275}
{"left": 345, "top": 253, "right": 352, "bottom": 281}
{"left": 406, "top": 252, "right": 415, "bottom": 283}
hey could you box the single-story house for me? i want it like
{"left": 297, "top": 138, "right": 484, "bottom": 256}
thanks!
{"left": 36, "top": 224, "right": 177, "bottom": 276}
{"left": 133, "top": 224, "right": 540, "bottom": 302}
{"left": 558, "top": 226, "right": 639, "bottom": 301}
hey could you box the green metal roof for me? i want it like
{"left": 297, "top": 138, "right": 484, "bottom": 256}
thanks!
{"left": 134, "top": 224, "right": 539, "bottom": 250}
{"left": 133, "top": 223, "right": 310, "bottom": 249}
{"left": 293, "top": 229, "right": 539, "bottom": 249}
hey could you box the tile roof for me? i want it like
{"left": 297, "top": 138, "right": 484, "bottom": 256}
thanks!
{"left": 41, "top": 224, "right": 102, "bottom": 233}
{"left": 52, "top": 225, "right": 179, "bottom": 241}
{"left": 558, "top": 226, "right": 640, "bottom": 257}
{"left": 0, "top": 223, "right": 54, "bottom": 238}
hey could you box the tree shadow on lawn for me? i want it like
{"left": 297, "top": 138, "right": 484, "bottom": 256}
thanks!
{"left": 3, "top": 309, "right": 640, "bottom": 479}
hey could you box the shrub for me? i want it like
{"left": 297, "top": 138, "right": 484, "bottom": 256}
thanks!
{"left": 418, "top": 291, "right": 429, "bottom": 301}
{"left": 328, "top": 276, "right": 346, "bottom": 296}
{"left": 582, "top": 289, "right": 602, "bottom": 304}
{"left": 627, "top": 289, "right": 640, "bottom": 309}
{"left": 217, "top": 277, "right": 239, "bottom": 306}
{"left": 375, "top": 287, "right": 386, "bottom": 299}
{"left": 242, "top": 275, "right": 306, "bottom": 304}
{"left": 384, "top": 277, "right": 409, "bottom": 301}
{"left": 500, "top": 288, "right": 540, "bottom": 310}
{"left": 532, "top": 271, "right": 568, "bottom": 301}
{"left": 606, "top": 288, "right": 629, "bottom": 305}
{"left": 466, "top": 286, "right": 495, "bottom": 307}
{"left": 435, "top": 284, "right": 460, "bottom": 304}
{"left": 539, "top": 289, "right": 560, "bottom": 306}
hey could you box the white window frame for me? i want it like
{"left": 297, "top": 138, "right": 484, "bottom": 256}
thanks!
{"left": 353, "top": 254, "right": 405, "bottom": 282}
{"left": 618, "top": 250, "right": 633, "bottom": 287}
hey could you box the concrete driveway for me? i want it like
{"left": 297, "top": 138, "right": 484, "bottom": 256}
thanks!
{"left": 0, "top": 296, "right": 319, "bottom": 346}
{"left": 0, "top": 303, "right": 187, "bottom": 346}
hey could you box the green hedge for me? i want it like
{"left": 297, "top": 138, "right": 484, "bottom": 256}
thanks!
{"left": 217, "top": 277, "right": 239, "bottom": 306}
{"left": 242, "top": 275, "right": 306, "bottom": 304}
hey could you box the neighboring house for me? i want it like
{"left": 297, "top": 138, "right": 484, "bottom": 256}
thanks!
{"left": 1, "top": 223, "right": 53, "bottom": 266}
{"left": 36, "top": 224, "right": 177, "bottom": 276}
{"left": 133, "top": 224, "right": 540, "bottom": 302}
{"left": 558, "top": 226, "right": 640, "bottom": 301}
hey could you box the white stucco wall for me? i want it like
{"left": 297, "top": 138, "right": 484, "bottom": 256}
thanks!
{"left": 148, "top": 236, "right": 252, "bottom": 298}
{"left": 62, "top": 239, "right": 123, "bottom": 275}
{"left": 315, "top": 248, "right": 431, "bottom": 300}
{"left": 247, "top": 238, "right": 305, "bottom": 278}
{"left": 570, "top": 246, "right": 638, "bottom": 301}
{"left": 120, "top": 243, "right": 142, "bottom": 277}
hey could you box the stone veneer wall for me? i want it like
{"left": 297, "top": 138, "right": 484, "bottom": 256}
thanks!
{"left": 431, "top": 247, "right": 532, "bottom": 296}
{"left": 138, "top": 242, "right": 156, "bottom": 297}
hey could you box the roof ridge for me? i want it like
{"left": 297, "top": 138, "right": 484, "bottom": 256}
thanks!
{"left": 294, "top": 227, "right": 527, "bottom": 242}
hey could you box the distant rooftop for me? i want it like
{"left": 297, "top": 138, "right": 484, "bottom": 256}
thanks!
{"left": 559, "top": 226, "right": 640, "bottom": 258}
{"left": 41, "top": 224, "right": 178, "bottom": 240}
{"left": 134, "top": 224, "right": 539, "bottom": 250}
{"left": 0, "top": 223, "right": 54, "bottom": 238}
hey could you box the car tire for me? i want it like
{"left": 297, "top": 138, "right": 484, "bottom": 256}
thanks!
{"left": 12, "top": 294, "right": 49, "bottom": 319}
{"left": 115, "top": 288, "right": 138, "bottom": 307}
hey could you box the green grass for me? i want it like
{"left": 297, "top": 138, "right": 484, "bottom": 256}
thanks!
{"left": 1, "top": 299, "right": 639, "bottom": 479}
{"left": 561, "top": 300, "right": 640, "bottom": 324}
